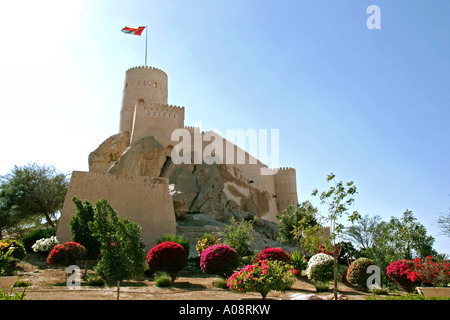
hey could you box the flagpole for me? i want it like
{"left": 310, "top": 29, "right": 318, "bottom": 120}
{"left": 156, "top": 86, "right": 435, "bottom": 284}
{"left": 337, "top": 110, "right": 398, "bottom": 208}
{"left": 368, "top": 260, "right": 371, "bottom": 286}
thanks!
{"left": 145, "top": 26, "right": 148, "bottom": 67}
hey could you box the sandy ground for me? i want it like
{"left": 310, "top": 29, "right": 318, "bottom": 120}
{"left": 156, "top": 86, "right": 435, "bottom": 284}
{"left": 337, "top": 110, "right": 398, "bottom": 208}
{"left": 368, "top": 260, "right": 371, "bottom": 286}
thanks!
{"left": 7, "top": 253, "right": 373, "bottom": 301}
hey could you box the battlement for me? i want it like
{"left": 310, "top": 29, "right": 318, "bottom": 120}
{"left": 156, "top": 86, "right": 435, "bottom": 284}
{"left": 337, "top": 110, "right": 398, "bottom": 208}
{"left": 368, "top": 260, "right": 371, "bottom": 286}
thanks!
{"left": 126, "top": 65, "right": 167, "bottom": 75}
{"left": 184, "top": 126, "right": 201, "bottom": 132}
{"left": 138, "top": 102, "right": 185, "bottom": 117}
{"left": 276, "top": 167, "right": 295, "bottom": 172}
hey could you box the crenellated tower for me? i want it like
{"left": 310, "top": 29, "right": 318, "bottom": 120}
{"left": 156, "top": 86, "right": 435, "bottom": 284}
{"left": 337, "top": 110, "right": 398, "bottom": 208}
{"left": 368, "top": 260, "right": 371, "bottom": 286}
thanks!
{"left": 274, "top": 167, "right": 298, "bottom": 213}
{"left": 120, "top": 66, "right": 184, "bottom": 147}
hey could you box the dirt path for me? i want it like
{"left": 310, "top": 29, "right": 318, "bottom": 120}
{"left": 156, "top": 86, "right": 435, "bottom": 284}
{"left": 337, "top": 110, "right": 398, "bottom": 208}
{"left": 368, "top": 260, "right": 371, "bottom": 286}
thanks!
{"left": 11, "top": 253, "right": 372, "bottom": 301}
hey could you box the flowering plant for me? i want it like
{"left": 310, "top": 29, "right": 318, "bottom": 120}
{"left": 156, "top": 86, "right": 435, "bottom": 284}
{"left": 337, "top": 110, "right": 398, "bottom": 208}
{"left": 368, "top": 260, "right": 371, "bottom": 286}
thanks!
{"left": 47, "top": 242, "right": 87, "bottom": 267}
{"left": 32, "top": 236, "right": 59, "bottom": 253}
{"left": 227, "top": 259, "right": 295, "bottom": 299}
{"left": 0, "top": 239, "right": 26, "bottom": 261}
{"left": 200, "top": 244, "right": 239, "bottom": 278}
{"left": 406, "top": 256, "right": 450, "bottom": 287}
{"left": 346, "top": 258, "right": 375, "bottom": 290}
{"left": 254, "top": 247, "right": 292, "bottom": 264}
{"left": 146, "top": 241, "right": 187, "bottom": 282}
{"left": 386, "top": 259, "right": 416, "bottom": 292}
{"left": 306, "top": 253, "right": 334, "bottom": 283}
{"left": 196, "top": 233, "right": 220, "bottom": 256}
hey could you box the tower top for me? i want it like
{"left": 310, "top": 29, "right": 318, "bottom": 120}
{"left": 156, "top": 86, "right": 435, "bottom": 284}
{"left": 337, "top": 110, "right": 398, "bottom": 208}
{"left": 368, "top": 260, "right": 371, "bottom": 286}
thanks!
{"left": 119, "top": 65, "right": 169, "bottom": 134}
{"left": 125, "top": 65, "right": 167, "bottom": 75}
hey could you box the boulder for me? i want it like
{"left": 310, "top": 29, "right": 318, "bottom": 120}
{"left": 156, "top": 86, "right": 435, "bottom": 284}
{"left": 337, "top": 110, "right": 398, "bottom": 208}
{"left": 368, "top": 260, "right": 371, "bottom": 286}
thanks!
{"left": 189, "top": 164, "right": 229, "bottom": 221}
{"left": 169, "top": 184, "right": 189, "bottom": 219}
{"left": 107, "top": 136, "right": 166, "bottom": 177}
{"left": 167, "top": 163, "right": 199, "bottom": 218}
{"left": 88, "top": 131, "right": 130, "bottom": 173}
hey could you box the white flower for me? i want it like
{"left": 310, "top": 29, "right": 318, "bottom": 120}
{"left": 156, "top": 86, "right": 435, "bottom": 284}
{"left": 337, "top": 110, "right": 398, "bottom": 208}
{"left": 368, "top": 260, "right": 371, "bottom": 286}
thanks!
{"left": 306, "top": 253, "right": 334, "bottom": 279}
{"left": 32, "top": 236, "right": 59, "bottom": 253}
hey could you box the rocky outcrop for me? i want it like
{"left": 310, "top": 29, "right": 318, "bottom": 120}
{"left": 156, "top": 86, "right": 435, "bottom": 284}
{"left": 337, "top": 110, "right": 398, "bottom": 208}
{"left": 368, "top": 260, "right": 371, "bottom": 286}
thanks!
{"left": 176, "top": 213, "right": 296, "bottom": 258}
{"left": 107, "top": 136, "right": 167, "bottom": 177}
{"left": 88, "top": 131, "right": 130, "bottom": 173}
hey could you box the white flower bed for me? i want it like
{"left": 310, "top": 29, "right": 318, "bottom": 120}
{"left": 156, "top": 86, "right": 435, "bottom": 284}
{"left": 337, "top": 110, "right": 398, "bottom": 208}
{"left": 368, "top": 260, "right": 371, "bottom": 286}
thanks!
{"left": 32, "top": 236, "right": 59, "bottom": 253}
{"left": 306, "top": 253, "right": 334, "bottom": 282}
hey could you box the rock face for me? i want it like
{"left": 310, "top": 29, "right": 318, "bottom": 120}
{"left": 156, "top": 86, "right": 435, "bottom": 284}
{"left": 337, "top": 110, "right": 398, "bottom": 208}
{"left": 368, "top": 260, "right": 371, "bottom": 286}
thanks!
{"left": 176, "top": 213, "right": 296, "bottom": 258}
{"left": 108, "top": 136, "right": 167, "bottom": 177}
{"left": 88, "top": 131, "right": 130, "bottom": 173}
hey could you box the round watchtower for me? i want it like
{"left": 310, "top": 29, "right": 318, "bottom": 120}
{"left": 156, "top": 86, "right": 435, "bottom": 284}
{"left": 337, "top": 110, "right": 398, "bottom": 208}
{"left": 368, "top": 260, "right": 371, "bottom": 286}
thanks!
{"left": 274, "top": 167, "right": 298, "bottom": 214}
{"left": 120, "top": 66, "right": 168, "bottom": 134}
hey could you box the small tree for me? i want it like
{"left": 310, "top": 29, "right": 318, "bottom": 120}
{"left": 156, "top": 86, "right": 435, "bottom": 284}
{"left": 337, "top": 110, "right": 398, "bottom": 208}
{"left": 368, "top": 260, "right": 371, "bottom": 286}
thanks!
{"left": 69, "top": 197, "right": 101, "bottom": 275}
{"left": 379, "top": 210, "right": 436, "bottom": 260}
{"left": 0, "top": 163, "right": 69, "bottom": 232}
{"left": 222, "top": 217, "right": 255, "bottom": 261}
{"left": 277, "top": 201, "right": 320, "bottom": 249}
{"left": 312, "top": 173, "right": 361, "bottom": 300}
{"left": 88, "top": 199, "right": 146, "bottom": 300}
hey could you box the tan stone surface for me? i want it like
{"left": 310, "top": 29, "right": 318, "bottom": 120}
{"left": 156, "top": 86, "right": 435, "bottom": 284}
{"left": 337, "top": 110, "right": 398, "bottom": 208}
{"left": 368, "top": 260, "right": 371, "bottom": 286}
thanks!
{"left": 56, "top": 171, "right": 175, "bottom": 250}
{"left": 88, "top": 131, "right": 130, "bottom": 173}
{"left": 107, "top": 136, "right": 167, "bottom": 177}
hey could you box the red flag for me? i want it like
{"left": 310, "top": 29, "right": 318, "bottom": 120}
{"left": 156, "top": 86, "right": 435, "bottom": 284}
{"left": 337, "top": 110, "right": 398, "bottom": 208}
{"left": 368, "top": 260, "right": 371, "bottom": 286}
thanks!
{"left": 121, "top": 26, "right": 146, "bottom": 36}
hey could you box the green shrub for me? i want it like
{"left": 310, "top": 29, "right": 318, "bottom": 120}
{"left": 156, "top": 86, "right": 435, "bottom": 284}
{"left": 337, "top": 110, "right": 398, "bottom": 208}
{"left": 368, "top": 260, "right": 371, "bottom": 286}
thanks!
{"left": 157, "top": 234, "right": 190, "bottom": 257}
{"left": 315, "top": 281, "right": 331, "bottom": 292}
{"left": 290, "top": 250, "right": 308, "bottom": 277}
{"left": 69, "top": 197, "right": 101, "bottom": 260}
{"left": 196, "top": 233, "right": 220, "bottom": 256}
{"left": 337, "top": 264, "right": 349, "bottom": 283}
{"left": 223, "top": 218, "right": 255, "bottom": 259}
{"left": 155, "top": 272, "right": 173, "bottom": 287}
{"left": 21, "top": 228, "right": 56, "bottom": 252}
{"left": 306, "top": 253, "right": 334, "bottom": 283}
{"left": 86, "top": 275, "right": 105, "bottom": 287}
{"left": 346, "top": 257, "right": 375, "bottom": 290}
{"left": 371, "top": 287, "right": 389, "bottom": 295}
{"left": 13, "top": 279, "right": 31, "bottom": 288}
{"left": 213, "top": 277, "right": 229, "bottom": 289}
{"left": 0, "top": 250, "right": 18, "bottom": 275}
{"left": 0, "top": 239, "right": 26, "bottom": 261}
{"left": 0, "top": 287, "right": 28, "bottom": 300}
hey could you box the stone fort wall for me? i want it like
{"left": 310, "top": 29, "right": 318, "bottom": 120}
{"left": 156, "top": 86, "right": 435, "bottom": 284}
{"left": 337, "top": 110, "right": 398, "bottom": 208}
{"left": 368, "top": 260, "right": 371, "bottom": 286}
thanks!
{"left": 56, "top": 171, "right": 176, "bottom": 250}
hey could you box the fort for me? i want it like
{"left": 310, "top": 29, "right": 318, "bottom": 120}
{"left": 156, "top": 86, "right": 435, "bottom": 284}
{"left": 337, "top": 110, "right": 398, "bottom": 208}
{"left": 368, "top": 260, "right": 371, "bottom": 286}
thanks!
{"left": 56, "top": 65, "right": 299, "bottom": 251}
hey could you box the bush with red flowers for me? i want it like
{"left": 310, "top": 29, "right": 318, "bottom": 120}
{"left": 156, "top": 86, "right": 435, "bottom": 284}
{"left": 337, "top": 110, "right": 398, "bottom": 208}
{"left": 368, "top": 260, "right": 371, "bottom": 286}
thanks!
{"left": 200, "top": 244, "right": 239, "bottom": 278}
{"left": 227, "top": 259, "right": 295, "bottom": 299}
{"left": 146, "top": 241, "right": 187, "bottom": 282}
{"left": 386, "top": 259, "right": 417, "bottom": 293}
{"left": 253, "top": 247, "right": 291, "bottom": 265}
{"left": 346, "top": 257, "right": 375, "bottom": 290}
{"left": 46, "top": 242, "right": 87, "bottom": 267}
{"left": 407, "top": 256, "right": 450, "bottom": 287}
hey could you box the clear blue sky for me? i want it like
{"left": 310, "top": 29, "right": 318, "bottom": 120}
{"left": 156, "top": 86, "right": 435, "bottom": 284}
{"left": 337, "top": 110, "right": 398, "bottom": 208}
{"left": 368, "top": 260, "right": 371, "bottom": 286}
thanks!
{"left": 0, "top": 0, "right": 449, "bottom": 255}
